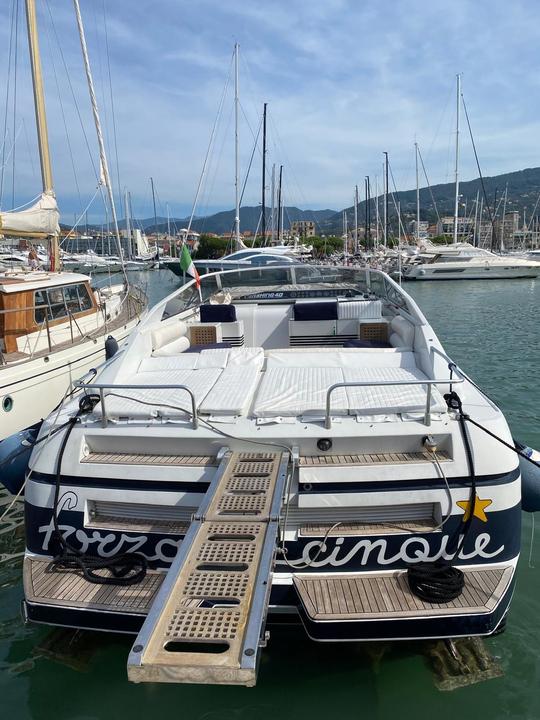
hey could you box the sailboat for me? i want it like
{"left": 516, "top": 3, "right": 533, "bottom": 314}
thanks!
{"left": 401, "top": 76, "right": 540, "bottom": 280}
{"left": 0, "top": 0, "right": 146, "bottom": 441}
{"left": 166, "top": 46, "right": 311, "bottom": 279}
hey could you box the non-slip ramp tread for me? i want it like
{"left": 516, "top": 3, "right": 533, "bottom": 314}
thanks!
{"left": 127, "top": 451, "right": 288, "bottom": 686}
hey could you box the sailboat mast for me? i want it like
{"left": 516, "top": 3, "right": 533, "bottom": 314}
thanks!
{"left": 383, "top": 151, "right": 389, "bottom": 247}
{"left": 375, "top": 176, "right": 380, "bottom": 247}
{"left": 364, "top": 178, "right": 368, "bottom": 247}
{"left": 25, "top": 0, "right": 59, "bottom": 270}
{"left": 261, "top": 102, "right": 267, "bottom": 245}
{"left": 234, "top": 42, "right": 240, "bottom": 248}
{"left": 73, "top": 0, "right": 125, "bottom": 279}
{"left": 415, "top": 142, "right": 420, "bottom": 242}
{"left": 452, "top": 73, "right": 461, "bottom": 245}
{"left": 270, "top": 163, "right": 275, "bottom": 245}
{"left": 367, "top": 176, "right": 371, "bottom": 247}
{"left": 124, "top": 188, "right": 131, "bottom": 258}
{"left": 277, "top": 164, "right": 283, "bottom": 243}
{"left": 354, "top": 185, "right": 358, "bottom": 254}
{"left": 150, "top": 176, "right": 158, "bottom": 242}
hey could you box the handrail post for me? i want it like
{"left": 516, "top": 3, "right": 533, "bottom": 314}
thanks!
{"left": 424, "top": 383, "right": 432, "bottom": 426}
{"left": 100, "top": 388, "right": 107, "bottom": 428}
{"left": 44, "top": 314, "right": 52, "bottom": 352}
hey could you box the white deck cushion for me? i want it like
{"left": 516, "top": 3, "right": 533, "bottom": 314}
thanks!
{"left": 97, "top": 369, "right": 221, "bottom": 419}
{"left": 227, "top": 347, "right": 265, "bottom": 369}
{"left": 139, "top": 354, "right": 198, "bottom": 372}
{"left": 266, "top": 349, "right": 417, "bottom": 369}
{"left": 342, "top": 367, "right": 445, "bottom": 415}
{"left": 338, "top": 300, "right": 382, "bottom": 319}
{"left": 197, "top": 349, "right": 230, "bottom": 369}
{"left": 200, "top": 366, "right": 261, "bottom": 415}
{"left": 152, "top": 336, "right": 190, "bottom": 357}
{"left": 389, "top": 316, "right": 415, "bottom": 348}
{"left": 253, "top": 367, "right": 348, "bottom": 417}
{"left": 151, "top": 320, "right": 187, "bottom": 350}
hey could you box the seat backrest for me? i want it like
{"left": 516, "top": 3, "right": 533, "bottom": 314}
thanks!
{"left": 151, "top": 319, "right": 188, "bottom": 351}
{"left": 293, "top": 300, "right": 338, "bottom": 321}
{"left": 200, "top": 304, "right": 237, "bottom": 323}
{"left": 389, "top": 315, "right": 415, "bottom": 348}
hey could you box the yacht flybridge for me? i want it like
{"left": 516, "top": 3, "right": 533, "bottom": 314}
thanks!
{"left": 22, "top": 263, "right": 522, "bottom": 686}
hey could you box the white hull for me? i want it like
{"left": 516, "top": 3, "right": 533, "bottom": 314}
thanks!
{"left": 403, "top": 264, "right": 539, "bottom": 280}
{"left": 0, "top": 316, "right": 139, "bottom": 440}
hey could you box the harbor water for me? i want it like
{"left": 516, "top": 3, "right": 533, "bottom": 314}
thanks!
{"left": 1, "top": 270, "right": 539, "bottom": 720}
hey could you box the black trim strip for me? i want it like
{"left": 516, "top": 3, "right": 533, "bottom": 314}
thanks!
{"left": 299, "top": 466, "right": 520, "bottom": 493}
{"left": 28, "top": 472, "right": 209, "bottom": 493}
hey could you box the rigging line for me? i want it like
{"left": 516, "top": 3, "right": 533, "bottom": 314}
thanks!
{"left": 0, "top": 125, "right": 23, "bottom": 175}
{"left": 11, "top": 0, "right": 19, "bottom": 209}
{"left": 43, "top": 10, "right": 82, "bottom": 213}
{"left": 59, "top": 186, "right": 101, "bottom": 246}
{"left": 225, "top": 114, "right": 262, "bottom": 239}
{"left": 461, "top": 94, "right": 496, "bottom": 245}
{"left": 185, "top": 61, "right": 233, "bottom": 235}
{"left": 43, "top": 0, "right": 100, "bottom": 185}
{"left": 199, "top": 103, "right": 235, "bottom": 233}
{"left": 102, "top": 0, "right": 122, "bottom": 217}
{"left": 417, "top": 144, "right": 441, "bottom": 224}
{"left": 267, "top": 113, "right": 308, "bottom": 211}
{"left": 22, "top": 117, "right": 37, "bottom": 183}
{"left": 0, "top": 0, "right": 17, "bottom": 209}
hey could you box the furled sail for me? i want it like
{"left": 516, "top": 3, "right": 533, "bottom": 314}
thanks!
{"left": 0, "top": 192, "right": 60, "bottom": 236}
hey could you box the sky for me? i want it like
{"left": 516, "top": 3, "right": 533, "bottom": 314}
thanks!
{"left": 1, "top": 0, "right": 540, "bottom": 225}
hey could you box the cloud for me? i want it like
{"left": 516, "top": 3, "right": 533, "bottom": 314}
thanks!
{"left": 0, "top": 0, "right": 539, "bottom": 222}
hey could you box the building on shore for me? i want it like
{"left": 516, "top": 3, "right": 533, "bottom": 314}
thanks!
{"left": 290, "top": 220, "right": 316, "bottom": 238}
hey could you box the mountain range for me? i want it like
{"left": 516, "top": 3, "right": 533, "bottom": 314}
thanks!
{"left": 73, "top": 166, "right": 540, "bottom": 237}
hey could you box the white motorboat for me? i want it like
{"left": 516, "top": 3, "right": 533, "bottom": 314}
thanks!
{"left": 16, "top": 262, "right": 528, "bottom": 686}
{"left": 401, "top": 242, "right": 540, "bottom": 280}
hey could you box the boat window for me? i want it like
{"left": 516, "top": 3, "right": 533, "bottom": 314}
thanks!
{"left": 34, "top": 283, "right": 93, "bottom": 324}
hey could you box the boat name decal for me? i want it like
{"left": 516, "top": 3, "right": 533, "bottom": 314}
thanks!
{"left": 38, "top": 493, "right": 506, "bottom": 567}
{"left": 279, "top": 533, "right": 505, "bottom": 568}
{"left": 38, "top": 492, "right": 181, "bottom": 562}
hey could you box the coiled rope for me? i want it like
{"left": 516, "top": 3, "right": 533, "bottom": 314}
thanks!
{"left": 51, "top": 396, "right": 147, "bottom": 586}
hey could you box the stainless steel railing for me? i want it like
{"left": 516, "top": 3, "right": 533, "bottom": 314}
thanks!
{"left": 324, "top": 372, "right": 465, "bottom": 429}
{"left": 74, "top": 381, "right": 199, "bottom": 429}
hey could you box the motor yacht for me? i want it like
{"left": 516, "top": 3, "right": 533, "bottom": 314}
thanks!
{"left": 401, "top": 242, "right": 540, "bottom": 280}
{"left": 16, "top": 263, "right": 525, "bottom": 686}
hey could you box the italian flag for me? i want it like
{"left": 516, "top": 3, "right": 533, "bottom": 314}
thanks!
{"left": 180, "top": 243, "right": 200, "bottom": 287}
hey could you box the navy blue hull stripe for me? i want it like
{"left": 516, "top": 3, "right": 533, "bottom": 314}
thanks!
{"left": 28, "top": 466, "right": 519, "bottom": 495}
{"left": 299, "top": 466, "right": 520, "bottom": 494}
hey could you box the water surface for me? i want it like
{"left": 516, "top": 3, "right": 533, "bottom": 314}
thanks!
{"left": 1, "top": 272, "right": 539, "bottom": 720}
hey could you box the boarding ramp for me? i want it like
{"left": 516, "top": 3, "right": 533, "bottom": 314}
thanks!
{"left": 127, "top": 451, "right": 289, "bottom": 686}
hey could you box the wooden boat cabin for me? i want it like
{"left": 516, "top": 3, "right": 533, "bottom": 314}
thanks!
{"left": 0, "top": 271, "right": 99, "bottom": 357}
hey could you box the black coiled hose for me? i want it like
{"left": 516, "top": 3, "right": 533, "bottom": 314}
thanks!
{"left": 51, "top": 397, "right": 147, "bottom": 586}
{"left": 407, "top": 561, "right": 465, "bottom": 603}
{"left": 406, "top": 391, "right": 475, "bottom": 604}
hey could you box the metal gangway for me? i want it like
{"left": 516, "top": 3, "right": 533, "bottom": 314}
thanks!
{"left": 127, "top": 451, "right": 289, "bottom": 686}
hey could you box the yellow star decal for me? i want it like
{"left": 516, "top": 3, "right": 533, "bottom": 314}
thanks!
{"left": 456, "top": 494, "right": 493, "bottom": 523}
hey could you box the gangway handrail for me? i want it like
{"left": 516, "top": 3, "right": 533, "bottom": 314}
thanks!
{"left": 324, "top": 375, "right": 464, "bottom": 429}
{"left": 74, "top": 381, "right": 199, "bottom": 429}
